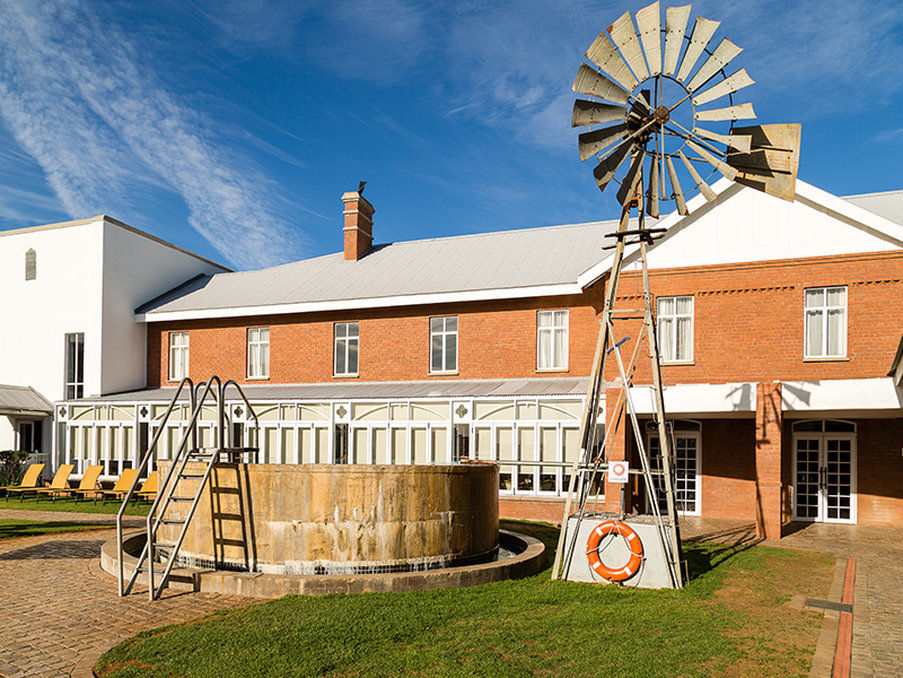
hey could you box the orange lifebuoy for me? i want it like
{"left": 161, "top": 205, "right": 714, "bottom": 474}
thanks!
{"left": 585, "top": 520, "right": 644, "bottom": 582}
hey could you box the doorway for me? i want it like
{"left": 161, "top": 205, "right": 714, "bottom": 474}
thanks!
{"left": 792, "top": 420, "right": 856, "bottom": 524}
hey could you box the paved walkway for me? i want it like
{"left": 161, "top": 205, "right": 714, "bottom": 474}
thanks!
{"left": 0, "top": 509, "right": 253, "bottom": 678}
{"left": 683, "top": 518, "right": 903, "bottom": 678}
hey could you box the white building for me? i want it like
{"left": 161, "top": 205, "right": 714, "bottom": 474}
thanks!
{"left": 0, "top": 216, "right": 228, "bottom": 460}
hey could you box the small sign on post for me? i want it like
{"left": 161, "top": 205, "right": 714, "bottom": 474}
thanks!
{"left": 608, "top": 460, "right": 629, "bottom": 483}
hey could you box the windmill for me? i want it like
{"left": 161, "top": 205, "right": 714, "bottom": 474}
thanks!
{"left": 552, "top": 2, "right": 801, "bottom": 588}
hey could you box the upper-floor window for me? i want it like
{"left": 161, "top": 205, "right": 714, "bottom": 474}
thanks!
{"left": 64, "top": 332, "right": 84, "bottom": 399}
{"left": 334, "top": 322, "right": 359, "bottom": 376}
{"left": 247, "top": 327, "right": 270, "bottom": 379}
{"left": 168, "top": 332, "right": 189, "bottom": 381}
{"left": 537, "top": 310, "right": 568, "bottom": 370}
{"left": 805, "top": 286, "right": 846, "bottom": 358}
{"left": 25, "top": 249, "right": 36, "bottom": 281}
{"left": 657, "top": 296, "right": 693, "bottom": 363}
{"left": 430, "top": 316, "right": 458, "bottom": 373}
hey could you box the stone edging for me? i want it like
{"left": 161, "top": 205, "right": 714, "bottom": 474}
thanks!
{"left": 100, "top": 529, "right": 546, "bottom": 598}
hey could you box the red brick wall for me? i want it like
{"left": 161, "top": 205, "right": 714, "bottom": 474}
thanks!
{"left": 844, "top": 419, "right": 903, "bottom": 526}
{"left": 699, "top": 419, "right": 757, "bottom": 520}
{"left": 147, "top": 294, "right": 604, "bottom": 387}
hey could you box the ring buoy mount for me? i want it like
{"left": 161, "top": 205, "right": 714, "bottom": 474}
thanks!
{"left": 585, "top": 520, "right": 644, "bottom": 582}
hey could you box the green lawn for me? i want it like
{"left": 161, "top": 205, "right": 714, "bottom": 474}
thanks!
{"left": 0, "top": 518, "right": 113, "bottom": 539}
{"left": 95, "top": 521, "right": 834, "bottom": 678}
{"left": 0, "top": 495, "right": 150, "bottom": 516}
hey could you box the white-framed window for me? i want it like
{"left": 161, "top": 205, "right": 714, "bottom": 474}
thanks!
{"left": 247, "top": 327, "right": 270, "bottom": 379}
{"left": 334, "top": 322, "right": 359, "bottom": 376}
{"left": 430, "top": 316, "right": 458, "bottom": 373}
{"left": 168, "top": 332, "right": 189, "bottom": 381}
{"left": 657, "top": 295, "right": 693, "bottom": 363}
{"left": 804, "top": 286, "right": 847, "bottom": 358}
{"left": 537, "top": 310, "right": 568, "bottom": 370}
{"left": 64, "top": 332, "right": 84, "bottom": 400}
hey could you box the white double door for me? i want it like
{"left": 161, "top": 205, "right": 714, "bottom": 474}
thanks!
{"left": 793, "top": 435, "right": 856, "bottom": 523}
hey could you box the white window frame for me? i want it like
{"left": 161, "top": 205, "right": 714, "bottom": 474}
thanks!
{"left": 804, "top": 286, "right": 847, "bottom": 359}
{"left": 429, "top": 316, "right": 458, "bottom": 374}
{"left": 64, "top": 332, "right": 84, "bottom": 400}
{"left": 536, "top": 310, "right": 568, "bottom": 371}
{"left": 168, "top": 332, "right": 190, "bottom": 381}
{"left": 334, "top": 322, "right": 359, "bottom": 376}
{"left": 247, "top": 327, "right": 270, "bottom": 379}
{"left": 656, "top": 295, "right": 694, "bottom": 363}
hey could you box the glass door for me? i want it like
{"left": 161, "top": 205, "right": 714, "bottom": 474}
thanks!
{"left": 793, "top": 434, "right": 855, "bottom": 523}
{"left": 648, "top": 430, "right": 700, "bottom": 515}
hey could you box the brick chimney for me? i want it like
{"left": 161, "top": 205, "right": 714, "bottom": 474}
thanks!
{"left": 342, "top": 190, "right": 375, "bottom": 261}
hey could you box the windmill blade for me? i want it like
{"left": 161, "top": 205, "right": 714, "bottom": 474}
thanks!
{"left": 592, "top": 141, "right": 632, "bottom": 192}
{"left": 585, "top": 32, "right": 639, "bottom": 92}
{"left": 678, "top": 149, "right": 717, "bottom": 201}
{"left": 665, "top": 155, "right": 689, "bottom": 215}
{"left": 646, "top": 154, "right": 660, "bottom": 217}
{"left": 572, "top": 64, "right": 632, "bottom": 104}
{"left": 617, "top": 148, "right": 646, "bottom": 206}
{"left": 608, "top": 11, "right": 650, "bottom": 80}
{"left": 696, "top": 102, "right": 756, "bottom": 121}
{"left": 663, "top": 5, "right": 691, "bottom": 76}
{"left": 675, "top": 16, "right": 720, "bottom": 82}
{"left": 572, "top": 100, "right": 628, "bottom": 127}
{"left": 686, "top": 38, "right": 743, "bottom": 92}
{"left": 578, "top": 123, "right": 629, "bottom": 161}
{"left": 686, "top": 139, "right": 737, "bottom": 180}
{"left": 726, "top": 123, "right": 802, "bottom": 201}
{"left": 636, "top": 2, "right": 662, "bottom": 76}
{"left": 692, "top": 68, "right": 754, "bottom": 106}
{"left": 694, "top": 125, "right": 752, "bottom": 153}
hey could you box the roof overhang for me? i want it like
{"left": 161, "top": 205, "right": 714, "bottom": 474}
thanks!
{"left": 782, "top": 377, "right": 903, "bottom": 415}
{"left": 0, "top": 385, "right": 53, "bottom": 417}
{"left": 136, "top": 283, "right": 583, "bottom": 322}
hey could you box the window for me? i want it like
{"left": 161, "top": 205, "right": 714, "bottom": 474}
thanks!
{"left": 334, "top": 424, "right": 349, "bottom": 464}
{"left": 64, "top": 332, "right": 84, "bottom": 399}
{"left": 247, "top": 327, "right": 270, "bottom": 378}
{"left": 657, "top": 296, "right": 693, "bottom": 362}
{"left": 25, "top": 248, "right": 36, "bottom": 281}
{"left": 168, "top": 332, "right": 189, "bottom": 381}
{"left": 805, "top": 286, "right": 846, "bottom": 358}
{"left": 537, "top": 310, "right": 568, "bottom": 370}
{"left": 430, "top": 316, "right": 458, "bottom": 373}
{"left": 334, "top": 322, "right": 359, "bottom": 375}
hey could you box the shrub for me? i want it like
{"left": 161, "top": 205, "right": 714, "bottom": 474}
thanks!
{"left": 0, "top": 450, "right": 30, "bottom": 486}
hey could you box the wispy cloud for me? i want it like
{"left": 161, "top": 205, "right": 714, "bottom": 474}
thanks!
{"left": 0, "top": 0, "right": 305, "bottom": 269}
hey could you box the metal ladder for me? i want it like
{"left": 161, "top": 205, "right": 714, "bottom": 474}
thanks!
{"left": 115, "top": 377, "right": 259, "bottom": 600}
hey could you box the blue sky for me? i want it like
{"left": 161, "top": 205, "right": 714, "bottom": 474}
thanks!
{"left": 0, "top": 0, "right": 901, "bottom": 270}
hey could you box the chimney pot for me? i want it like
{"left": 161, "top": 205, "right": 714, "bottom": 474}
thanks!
{"left": 342, "top": 190, "right": 375, "bottom": 261}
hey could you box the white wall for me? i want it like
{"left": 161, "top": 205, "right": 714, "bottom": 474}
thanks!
{"left": 100, "top": 221, "right": 226, "bottom": 395}
{"left": 0, "top": 416, "right": 16, "bottom": 451}
{"left": 641, "top": 184, "right": 902, "bottom": 270}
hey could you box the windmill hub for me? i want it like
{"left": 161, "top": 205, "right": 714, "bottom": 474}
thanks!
{"left": 651, "top": 105, "right": 670, "bottom": 125}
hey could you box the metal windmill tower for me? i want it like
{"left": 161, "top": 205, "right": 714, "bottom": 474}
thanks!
{"left": 551, "top": 2, "right": 801, "bottom": 587}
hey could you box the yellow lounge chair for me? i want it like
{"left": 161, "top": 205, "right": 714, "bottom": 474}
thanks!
{"left": 1, "top": 463, "right": 45, "bottom": 500}
{"left": 135, "top": 471, "right": 158, "bottom": 504}
{"left": 95, "top": 468, "right": 140, "bottom": 505}
{"left": 56, "top": 465, "right": 104, "bottom": 502}
{"left": 33, "top": 464, "right": 76, "bottom": 501}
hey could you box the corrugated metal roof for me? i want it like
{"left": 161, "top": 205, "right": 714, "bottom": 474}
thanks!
{"left": 137, "top": 220, "right": 628, "bottom": 315}
{"left": 844, "top": 190, "right": 903, "bottom": 226}
{"left": 76, "top": 377, "right": 589, "bottom": 403}
{"left": 0, "top": 384, "right": 53, "bottom": 415}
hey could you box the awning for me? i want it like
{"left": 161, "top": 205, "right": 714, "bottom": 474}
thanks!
{"left": 0, "top": 384, "right": 53, "bottom": 417}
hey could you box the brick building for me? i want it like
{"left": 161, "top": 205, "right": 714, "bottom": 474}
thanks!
{"left": 54, "top": 179, "right": 903, "bottom": 536}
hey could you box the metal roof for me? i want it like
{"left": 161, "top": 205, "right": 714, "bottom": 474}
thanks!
{"left": 137, "top": 220, "right": 627, "bottom": 316}
{"left": 0, "top": 384, "right": 53, "bottom": 415}
{"left": 74, "top": 377, "right": 589, "bottom": 403}
{"left": 843, "top": 190, "right": 903, "bottom": 226}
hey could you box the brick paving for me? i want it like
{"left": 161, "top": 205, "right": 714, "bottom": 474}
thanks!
{"left": 682, "top": 517, "right": 903, "bottom": 678}
{"left": 0, "top": 509, "right": 253, "bottom": 678}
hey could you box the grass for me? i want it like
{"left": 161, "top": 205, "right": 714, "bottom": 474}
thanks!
{"left": 0, "top": 495, "right": 150, "bottom": 516}
{"left": 95, "top": 520, "right": 834, "bottom": 678}
{"left": 0, "top": 518, "right": 113, "bottom": 539}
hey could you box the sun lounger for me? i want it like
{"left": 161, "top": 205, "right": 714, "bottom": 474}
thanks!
{"left": 1, "top": 463, "right": 45, "bottom": 499}
{"left": 135, "top": 471, "right": 158, "bottom": 503}
{"left": 55, "top": 465, "right": 104, "bottom": 502}
{"left": 95, "top": 468, "right": 140, "bottom": 505}
{"left": 32, "top": 464, "right": 76, "bottom": 501}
